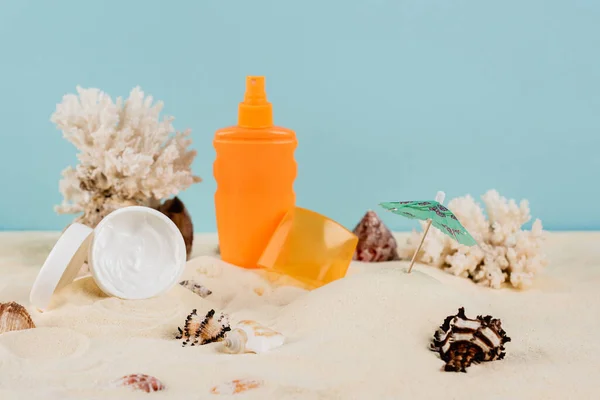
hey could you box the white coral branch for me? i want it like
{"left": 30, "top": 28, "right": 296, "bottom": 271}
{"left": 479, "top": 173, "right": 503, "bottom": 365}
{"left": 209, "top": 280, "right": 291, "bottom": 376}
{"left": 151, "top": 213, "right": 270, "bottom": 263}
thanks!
{"left": 52, "top": 86, "right": 201, "bottom": 227}
{"left": 400, "top": 190, "right": 548, "bottom": 289}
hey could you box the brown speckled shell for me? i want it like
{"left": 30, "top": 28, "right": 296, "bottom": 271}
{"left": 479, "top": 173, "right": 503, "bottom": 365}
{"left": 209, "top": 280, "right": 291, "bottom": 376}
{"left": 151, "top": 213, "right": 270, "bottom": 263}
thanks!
{"left": 113, "top": 374, "right": 165, "bottom": 392}
{"left": 352, "top": 211, "right": 400, "bottom": 262}
{"left": 0, "top": 302, "right": 35, "bottom": 334}
{"left": 179, "top": 280, "right": 212, "bottom": 298}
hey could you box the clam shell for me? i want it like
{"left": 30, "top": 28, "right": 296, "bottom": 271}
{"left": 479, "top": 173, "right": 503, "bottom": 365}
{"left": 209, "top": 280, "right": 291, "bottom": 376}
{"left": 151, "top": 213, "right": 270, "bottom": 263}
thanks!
{"left": 210, "top": 379, "right": 262, "bottom": 395}
{"left": 112, "top": 374, "right": 165, "bottom": 393}
{"left": 0, "top": 302, "right": 35, "bottom": 334}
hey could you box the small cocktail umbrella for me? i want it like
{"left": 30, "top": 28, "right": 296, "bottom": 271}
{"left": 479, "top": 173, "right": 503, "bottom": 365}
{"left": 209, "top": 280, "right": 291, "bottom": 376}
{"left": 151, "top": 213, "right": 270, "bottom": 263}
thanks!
{"left": 379, "top": 191, "right": 477, "bottom": 273}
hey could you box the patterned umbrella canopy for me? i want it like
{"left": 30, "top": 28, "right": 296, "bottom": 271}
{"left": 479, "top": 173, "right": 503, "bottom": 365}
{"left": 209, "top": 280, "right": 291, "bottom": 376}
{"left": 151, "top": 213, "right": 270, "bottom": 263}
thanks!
{"left": 379, "top": 199, "right": 477, "bottom": 246}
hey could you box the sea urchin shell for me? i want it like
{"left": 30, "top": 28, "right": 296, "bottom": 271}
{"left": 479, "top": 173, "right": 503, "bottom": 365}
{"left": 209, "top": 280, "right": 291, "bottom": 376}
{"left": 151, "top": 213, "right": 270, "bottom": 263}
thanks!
{"left": 430, "top": 307, "right": 511, "bottom": 372}
{"left": 112, "top": 374, "right": 165, "bottom": 393}
{"left": 176, "top": 309, "right": 231, "bottom": 347}
{"left": 0, "top": 302, "right": 35, "bottom": 334}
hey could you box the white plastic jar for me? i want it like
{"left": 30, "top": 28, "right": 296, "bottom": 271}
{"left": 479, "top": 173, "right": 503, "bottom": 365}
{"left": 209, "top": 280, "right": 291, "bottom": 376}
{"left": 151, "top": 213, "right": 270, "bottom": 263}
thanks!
{"left": 30, "top": 206, "right": 187, "bottom": 311}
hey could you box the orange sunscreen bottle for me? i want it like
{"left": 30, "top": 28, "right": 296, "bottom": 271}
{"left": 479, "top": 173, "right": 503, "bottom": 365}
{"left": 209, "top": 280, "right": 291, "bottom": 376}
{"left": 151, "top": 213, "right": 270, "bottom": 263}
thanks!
{"left": 213, "top": 76, "right": 298, "bottom": 268}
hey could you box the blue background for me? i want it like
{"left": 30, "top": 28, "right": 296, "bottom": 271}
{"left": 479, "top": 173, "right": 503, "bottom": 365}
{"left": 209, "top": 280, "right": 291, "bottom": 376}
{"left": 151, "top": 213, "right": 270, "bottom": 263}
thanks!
{"left": 0, "top": 0, "right": 598, "bottom": 231}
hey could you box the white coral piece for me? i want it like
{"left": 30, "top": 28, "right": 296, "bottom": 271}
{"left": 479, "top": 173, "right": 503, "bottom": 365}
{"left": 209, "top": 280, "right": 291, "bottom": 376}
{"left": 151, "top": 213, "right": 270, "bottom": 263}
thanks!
{"left": 398, "top": 190, "right": 548, "bottom": 289}
{"left": 52, "top": 86, "right": 201, "bottom": 227}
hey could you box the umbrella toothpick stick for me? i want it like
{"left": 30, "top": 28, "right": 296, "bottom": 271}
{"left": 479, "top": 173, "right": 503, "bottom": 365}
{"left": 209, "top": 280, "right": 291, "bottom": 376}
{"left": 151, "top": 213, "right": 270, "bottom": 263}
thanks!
{"left": 380, "top": 190, "right": 477, "bottom": 273}
{"left": 407, "top": 219, "right": 432, "bottom": 273}
{"left": 407, "top": 191, "right": 446, "bottom": 274}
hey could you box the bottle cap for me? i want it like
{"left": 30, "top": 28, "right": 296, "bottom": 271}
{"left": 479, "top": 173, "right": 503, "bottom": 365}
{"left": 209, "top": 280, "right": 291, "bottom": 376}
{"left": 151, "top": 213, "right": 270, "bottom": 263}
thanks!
{"left": 238, "top": 76, "right": 273, "bottom": 128}
{"left": 29, "top": 223, "right": 94, "bottom": 311}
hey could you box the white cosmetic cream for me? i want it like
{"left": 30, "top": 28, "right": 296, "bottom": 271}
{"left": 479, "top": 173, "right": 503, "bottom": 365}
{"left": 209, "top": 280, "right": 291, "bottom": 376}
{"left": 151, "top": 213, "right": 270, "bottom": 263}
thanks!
{"left": 90, "top": 206, "right": 187, "bottom": 299}
{"left": 30, "top": 206, "right": 187, "bottom": 310}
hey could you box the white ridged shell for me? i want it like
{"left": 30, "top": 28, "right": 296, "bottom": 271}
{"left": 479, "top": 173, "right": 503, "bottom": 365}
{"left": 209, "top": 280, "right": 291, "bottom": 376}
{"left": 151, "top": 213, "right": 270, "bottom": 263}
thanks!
{"left": 222, "top": 320, "right": 284, "bottom": 354}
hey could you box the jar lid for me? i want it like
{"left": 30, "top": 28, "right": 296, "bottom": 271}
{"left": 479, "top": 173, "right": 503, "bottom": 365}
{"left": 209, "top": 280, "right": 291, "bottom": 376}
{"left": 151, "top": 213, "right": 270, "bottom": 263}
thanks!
{"left": 29, "top": 223, "right": 93, "bottom": 311}
{"left": 88, "top": 206, "right": 187, "bottom": 300}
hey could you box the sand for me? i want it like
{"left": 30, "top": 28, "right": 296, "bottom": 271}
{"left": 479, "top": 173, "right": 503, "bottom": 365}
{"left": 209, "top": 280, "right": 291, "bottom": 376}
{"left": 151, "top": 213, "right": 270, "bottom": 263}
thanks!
{"left": 0, "top": 231, "right": 599, "bottom": 399}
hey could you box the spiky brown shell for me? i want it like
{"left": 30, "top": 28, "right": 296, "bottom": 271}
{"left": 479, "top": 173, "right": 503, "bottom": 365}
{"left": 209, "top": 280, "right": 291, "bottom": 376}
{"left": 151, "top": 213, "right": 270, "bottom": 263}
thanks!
{"left": 430, "top": 307, "right": 511, "bottom": 372}
{"left": 352, "top": 211, "right": 400, "bottom": 262}
{"left": 442, "top": 341, "right": 481, "bottom": 372}
{"left": 175, "top": 309, "right": 202, "bottom": 345}
{"left": 176, "top": 309, "right": 230, "bottom": 347}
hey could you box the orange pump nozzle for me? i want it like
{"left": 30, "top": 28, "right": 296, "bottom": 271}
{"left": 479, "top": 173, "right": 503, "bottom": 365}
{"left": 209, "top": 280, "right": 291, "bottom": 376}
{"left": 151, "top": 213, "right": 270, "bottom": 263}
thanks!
{"left": 238, "top": 76, "right": 273, "bottom": 128}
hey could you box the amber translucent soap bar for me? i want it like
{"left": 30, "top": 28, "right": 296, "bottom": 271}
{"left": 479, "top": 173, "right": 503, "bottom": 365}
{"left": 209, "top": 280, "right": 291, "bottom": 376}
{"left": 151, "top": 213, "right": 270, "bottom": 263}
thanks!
{"left": 257, "top": 207, "right": 358, "bottom": 289}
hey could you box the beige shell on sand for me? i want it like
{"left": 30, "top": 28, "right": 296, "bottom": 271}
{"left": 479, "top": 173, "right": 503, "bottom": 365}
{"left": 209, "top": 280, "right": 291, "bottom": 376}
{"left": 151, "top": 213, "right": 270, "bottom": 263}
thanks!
{"left": 112, "top": 374, "right": 165, "bottom": 393}
{"left": 0, "top": 302, "right": 36, "bottom": 334}
{"left": 223, "top": 320, "right": 285, "bottom": 354}
{"left": 210, "top": 378, "right": 262, "bottom": 395}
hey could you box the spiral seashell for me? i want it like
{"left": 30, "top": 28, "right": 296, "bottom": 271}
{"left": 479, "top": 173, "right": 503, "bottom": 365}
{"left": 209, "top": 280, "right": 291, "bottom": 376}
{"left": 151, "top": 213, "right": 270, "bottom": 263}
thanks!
{"left": 0, "top": 302, "right": 35, "bottom": 334}
{"left": 112, "top": 373, "right": 165, "bottom": 393}
{"left": 430, "top": 307, "right": 511, "bottom": 372}
{"left": 223, "top": 328, "right": 248, "bottom": 354}
{"left": 221, "top": 320, "right": 285, "bottom": 354}
{"left": 352, "top": 211, "right": 400, "bottom": 262}
{"left": 210, "top": 378, "right": 262, "bottom": 395}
